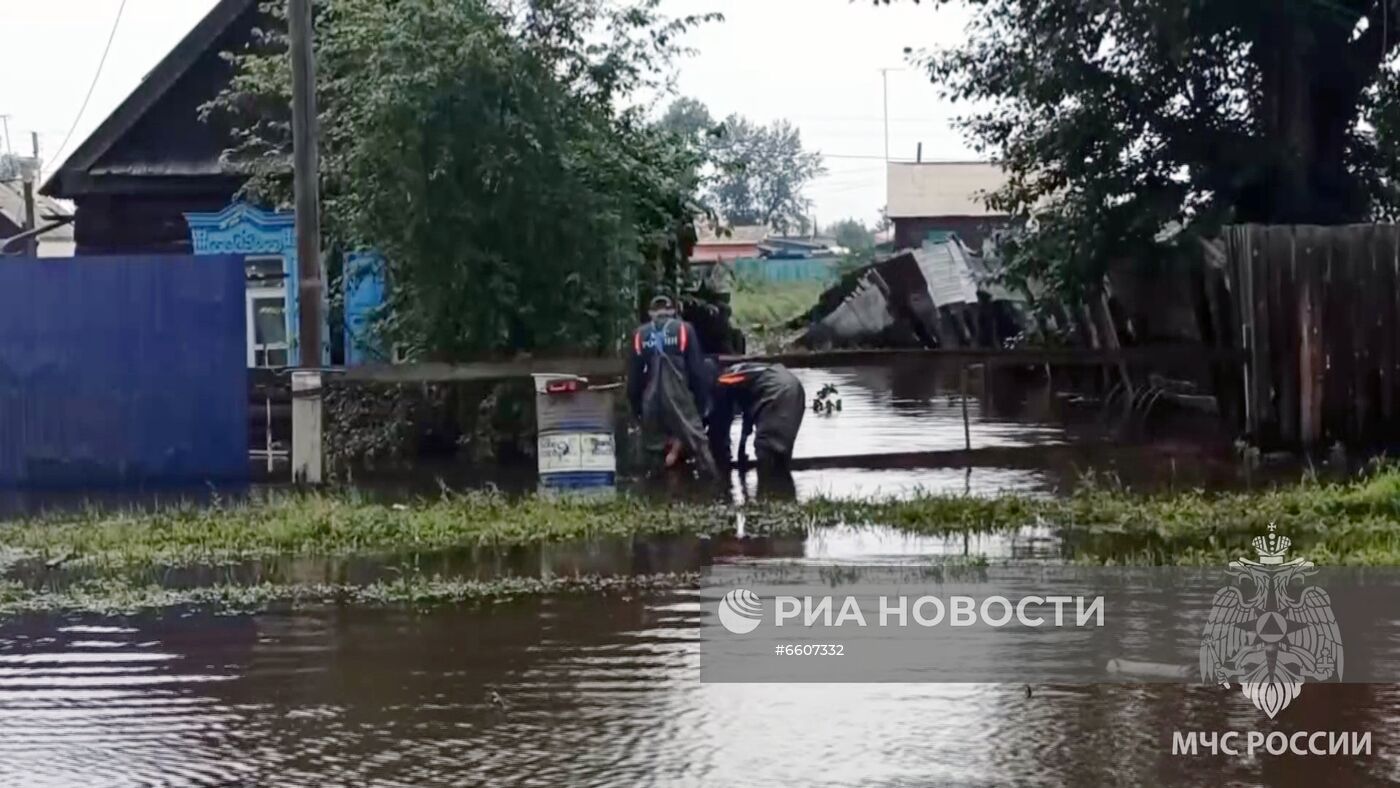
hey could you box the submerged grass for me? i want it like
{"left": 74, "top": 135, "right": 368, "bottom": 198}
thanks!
{"left": 2, "top": 467, "right": 1400, "bottom": 611}
{"left": 0, "top": 572, "right": 699, "bottom": 616}
{"left": 0, "top": 492, "right": 742, "bottom": 569}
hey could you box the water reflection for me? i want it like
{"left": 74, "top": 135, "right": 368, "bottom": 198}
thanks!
{"left": 0, "top": 603, "right": 1396, "bottom": 787}
{"left": 0, "top": 362, "right": 1307, "bottom": 520}
{"left": 776, "top": 366, "right": 1067, "bottom": 460}
{"left": 800, "top": 524, "right": 1059, "bottom": 563}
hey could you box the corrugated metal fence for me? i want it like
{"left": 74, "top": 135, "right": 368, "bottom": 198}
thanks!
{"left": 1221, "top": 225, "right": 1400, "bottom": 448}
{"left": 730, "top": 256, "right": 841, "bottom": 284}
{"left": 0, "top": 256, "right": 248, "bottom": 485}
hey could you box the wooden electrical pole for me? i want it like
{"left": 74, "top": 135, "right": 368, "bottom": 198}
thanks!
{"left": 21, "top": 132, "right": 37, "bottom": 257}
{"left": 289, "top": 0, "right": 322, "bottom": 367}
{"left": 289, "top": 0, "right": 325, "bottom": 484}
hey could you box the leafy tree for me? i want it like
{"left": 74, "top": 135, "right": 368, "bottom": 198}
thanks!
{"left": 874, "top": 206, "right": 891, "bottom": 235}
{"left": 826, "top": 218, "right": 875, "bottom": 251}
{"left": 0, "top": 154, "right": 40, "bottom": 183}
{"left": 658, "top": 97, "right": 825, "bottom": 235}
{"left": 890, "top": 0, "right": 1400, "bottom": 299}
{"left": 659, "top": 96, "right": 715, "bottom": 140}
{"left": 708, "top": 113, "right": 825, "bottom": 233}
{"left": 204, "top": 0, "right": 716, "bottom": 358}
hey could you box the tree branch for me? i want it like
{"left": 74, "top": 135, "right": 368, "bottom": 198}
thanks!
{"left": 1351, "top": 0, "right": 1400, "bottom": 83}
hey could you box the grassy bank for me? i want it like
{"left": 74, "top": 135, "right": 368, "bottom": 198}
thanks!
{"left": 4, "top": 472, "right": 1400, "bottom": 567}
{"left": 729, "top": 279, "right": 827, "bottom": 328}
{"left": 2, "top": 468, "right": 1399, "bottom": 612}
{"left": 728, "top": 278, "right": 827, "bottom": 351}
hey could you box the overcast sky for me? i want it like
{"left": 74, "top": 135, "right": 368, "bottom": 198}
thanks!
{"left": 4, "top": 0, "right": 976, "bottom": 227}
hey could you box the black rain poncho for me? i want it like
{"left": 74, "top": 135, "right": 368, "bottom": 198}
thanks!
{"left": 708, "top": 362, "right": 805, "bottom": 469}
{"left": 627, "top": 317, "right": 719, "bottom": 478}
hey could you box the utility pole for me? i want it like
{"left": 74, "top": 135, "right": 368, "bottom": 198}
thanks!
{"left": 21, "top": 133, "right": 37, "bottom": 257}
{"left": 879, "top": 67, "right": 906, "bottom": 211}
{"left": 289, "top": 0, "right": 322, "bottom": 367}
{"left": 288, "top": 0, "right": 324, "bottom": 484}
{"left": 879, "top": 69, "right": 892, "bottom": 164}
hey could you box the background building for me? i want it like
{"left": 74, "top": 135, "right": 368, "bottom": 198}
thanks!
{"left": 885, "top": 161, "right": 1010, "bottom": 251}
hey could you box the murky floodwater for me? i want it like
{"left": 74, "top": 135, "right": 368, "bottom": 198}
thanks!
{"left": 2, "top": 600, "right": 1397, "bottom": 787}
{"left": 0, "top": 363, "right": 1372, "bottom": 786}
{"left": 0, "top": 362, "right": 1281, "bottom": 520}
{"left": 785, "top": 364, "right": 1067, "bottom": 458}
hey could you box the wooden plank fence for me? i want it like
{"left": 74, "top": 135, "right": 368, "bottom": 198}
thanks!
{"left": 1221, "top": 224, "right": 1400, "bottom": 448}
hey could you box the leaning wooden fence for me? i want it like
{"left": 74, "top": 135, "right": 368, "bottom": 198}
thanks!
{"left": 1220, "top": 224, "right": 1400, "bottom": 448}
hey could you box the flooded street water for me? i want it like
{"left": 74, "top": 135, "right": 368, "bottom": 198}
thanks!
{"left": 0, "top": 362, "right": 1271, "bottom": 519}
{"left": 2, "top": 600, "right": 1397, "bottom": 787}
{"left": 725, "top": 364, "right": 1270, "bottom": 501}
{"left": 0, "top": 363, "right": 1374, "bottom": 786}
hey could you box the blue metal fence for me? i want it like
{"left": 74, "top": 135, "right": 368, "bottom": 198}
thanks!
{"left": 730, "top": 256, "right": 840, "bottom": 284}
{"left": 0, "top": 255, "right": 249, "bottom": 486}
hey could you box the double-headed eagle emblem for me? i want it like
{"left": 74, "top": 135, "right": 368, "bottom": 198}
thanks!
{"left": 1199, "top": 524, "right": 1343, "bottom": 718}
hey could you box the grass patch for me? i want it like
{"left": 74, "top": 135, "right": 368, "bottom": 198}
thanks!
{"left": 0, "top": 573, "right": 699, "bottom": 616}
{"left": 0, "top": 469, "right": 1399, "bottom": 567}
{"left": 2, "top": 467, "right": 1400, "bottom": 611}
{"left": 728, "top": 278, "right": 827, "bottom": 352}
{"left": 0, "top": 492, "right": 743, "bottom": 570}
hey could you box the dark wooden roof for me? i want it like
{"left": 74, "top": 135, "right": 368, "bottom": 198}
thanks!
{"left": 42, "top": 0, "right": 257, "bottom": 199}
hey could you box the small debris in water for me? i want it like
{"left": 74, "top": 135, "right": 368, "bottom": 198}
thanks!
{"left": 489, "top": 690, "right": 510, "bottom": 714}
{"left": 45, "top": 552, "right": 77, "bottom": 570}
{"left": 813, "top": 383, "right": 841, "bottom": 415}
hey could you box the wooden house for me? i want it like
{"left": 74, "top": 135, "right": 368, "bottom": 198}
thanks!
{"left": 885, "top": 161, "right": 1011, "bottom": 252}
{"left": 40, "top": 0, "right": 385, "bottom": 370}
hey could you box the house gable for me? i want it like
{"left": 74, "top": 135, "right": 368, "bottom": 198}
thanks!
{"left": 43, "top": 0, "right": 258, "bottom": 200}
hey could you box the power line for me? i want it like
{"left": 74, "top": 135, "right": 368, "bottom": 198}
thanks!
{"left": 821, "top": 153, "right": 916, "bottom": 161}
{"left": 48, "top": 0, "right": 129, "bottom": 172}
{"left": 808, "top": 181, "right": 885, "bottom": 195}
{"left": 812, "top": 164, "right": 888, "bottom": 176}
{"left": 793, "top": 115, "right": 955, "bottom": 125}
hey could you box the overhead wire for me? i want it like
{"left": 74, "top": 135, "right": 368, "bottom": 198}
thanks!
{"left": 48, "top": 0, "right": 129, "bottom": 172}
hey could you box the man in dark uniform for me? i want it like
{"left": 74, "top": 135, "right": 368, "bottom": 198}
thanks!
{"left": 708, "top": 361, "right": 806, "bottom": 473}
{"left": 627, "top": 295, "right": 719, "bottom": 477}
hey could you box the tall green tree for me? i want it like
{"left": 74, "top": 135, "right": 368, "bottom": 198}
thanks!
{"left": 890, "top": 0, "right": 1400, "bottom": 298}
{"left": 659, "top": 96, "right": 715, "bottom": 140}
{"left": 826, "top": 218, "right": 875, "bottom": 251}
{"left": 710, "top": 115, "right": 825, "bottom": 233}
{"left": 662, "top": 98, "right": 825, "bottom": 234}
{"left": 205, "top": 0, "right": 716, "bottom": 358}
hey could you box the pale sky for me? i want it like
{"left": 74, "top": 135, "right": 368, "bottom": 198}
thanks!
{"left": 3, "top": 0, "right": 977, "bottom": 227}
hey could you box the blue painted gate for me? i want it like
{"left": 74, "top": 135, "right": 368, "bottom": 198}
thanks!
{"left": 0, "top": 256, "right": 249, "bottom": 485}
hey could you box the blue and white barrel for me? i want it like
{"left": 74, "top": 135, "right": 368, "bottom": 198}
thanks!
{"left": 533, "top": 374, "right": 617, "bottom": 493}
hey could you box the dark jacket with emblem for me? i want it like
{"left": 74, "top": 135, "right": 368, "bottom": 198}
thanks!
{"left": 627, "top": 317, "right": 717, "bottom": 476}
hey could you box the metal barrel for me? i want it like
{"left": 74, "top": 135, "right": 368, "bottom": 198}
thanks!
{"left": 533, "top": 374, "right": 617, "bottom": 494}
